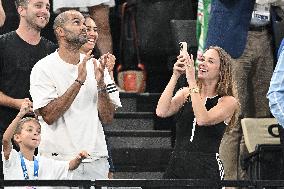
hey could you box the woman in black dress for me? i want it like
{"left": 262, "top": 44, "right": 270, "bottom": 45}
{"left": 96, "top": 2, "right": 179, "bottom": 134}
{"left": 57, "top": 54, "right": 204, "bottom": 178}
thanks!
{"left": 156, "top": 46, "right": 239, "bottom": 187}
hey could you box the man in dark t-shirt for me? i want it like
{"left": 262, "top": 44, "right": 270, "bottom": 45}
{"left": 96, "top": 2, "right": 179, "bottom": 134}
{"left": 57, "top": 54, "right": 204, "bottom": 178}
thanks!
{"left": 0, "top": 31, "right": 56, "bottom": 131}
{"left": 0, "top": 0, "right": 56, "bottom": 181}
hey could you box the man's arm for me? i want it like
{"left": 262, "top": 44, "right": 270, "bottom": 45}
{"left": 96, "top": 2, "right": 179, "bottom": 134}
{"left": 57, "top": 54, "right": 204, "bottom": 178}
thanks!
{"left": 97, "top": 54, "right": 121, "bottom": 124}
{"left": 95, "top": 55, "right": 118, "bottom": 124}
{"left": 35, "top": 52, "right": 92, "bottom": 125}
{"left": 97, "top": 82, "right": 115, "bottom": 124}
{"left": 0, "top": 91, "right": 33, "bottom": 112}
{"left": 267, "top": 52, "right": 284, "bottom": 126}
{"left": 37, "top": 81, "right": 82, "bottom": 125}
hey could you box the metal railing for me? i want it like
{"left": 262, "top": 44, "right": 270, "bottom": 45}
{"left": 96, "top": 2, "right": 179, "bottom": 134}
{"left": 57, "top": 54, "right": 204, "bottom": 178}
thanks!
{"left": 2, "top": 179, "right": 284, "bottom": 188}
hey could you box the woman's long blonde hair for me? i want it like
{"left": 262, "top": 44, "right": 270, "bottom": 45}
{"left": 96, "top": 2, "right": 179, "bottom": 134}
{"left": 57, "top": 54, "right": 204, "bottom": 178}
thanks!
{"left": 198, "top": 46, "right": 239, "bottom": 131}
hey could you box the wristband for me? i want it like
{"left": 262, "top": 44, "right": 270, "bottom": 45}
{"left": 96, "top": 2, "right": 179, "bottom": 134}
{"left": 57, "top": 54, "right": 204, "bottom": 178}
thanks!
{"left": 75, "top": 79, "right": 84, "bottom": 86}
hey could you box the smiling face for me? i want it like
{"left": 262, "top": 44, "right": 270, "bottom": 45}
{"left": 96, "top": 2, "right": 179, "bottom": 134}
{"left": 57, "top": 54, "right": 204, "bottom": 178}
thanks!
{"left": 198, "top": 46, "right": 234, "bottom": 98}
{"left": 197, "top": 48, "right": 221, "bottom": 82}
{"left": 14, "top": 119, "right": 41, "bottom": 150}
{"left": 19, "top": 0, "right": 51, "bottom": 31}
{"left": 61, "top": 11, "right": 88, "bottom": 46}
{"left": 80, "top": 17, "right": 98, "bottom": 54}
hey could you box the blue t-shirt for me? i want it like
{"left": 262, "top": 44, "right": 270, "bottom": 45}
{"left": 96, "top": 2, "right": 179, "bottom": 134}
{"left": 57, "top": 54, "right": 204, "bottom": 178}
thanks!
{"left": 277, "top": 38, "right": 284, "bottom": 60}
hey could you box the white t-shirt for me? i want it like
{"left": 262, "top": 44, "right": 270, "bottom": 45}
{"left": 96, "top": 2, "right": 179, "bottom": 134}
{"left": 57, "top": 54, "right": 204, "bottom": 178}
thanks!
{"left": 30, "top": 51, "right": 121, "bottom": 159}
{"left": 3, "top": 149, "right": 70, "bottom": 189}
{"left": 53, "top": 0, "right": 115, "bottom": 13}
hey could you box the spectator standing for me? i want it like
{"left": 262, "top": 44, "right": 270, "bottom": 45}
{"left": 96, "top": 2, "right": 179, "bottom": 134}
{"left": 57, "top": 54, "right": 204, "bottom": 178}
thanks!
{"left": 30, "top": 10, "right": 121, "bottom": 181}
{"left": 156, "top": 46, "right": 238, "bottom": 187}
{"left": 206, "top": 0, "right": 280, "bottom": 184}
{"left": 0, "top": 0, "right": 56, "bottom": 180}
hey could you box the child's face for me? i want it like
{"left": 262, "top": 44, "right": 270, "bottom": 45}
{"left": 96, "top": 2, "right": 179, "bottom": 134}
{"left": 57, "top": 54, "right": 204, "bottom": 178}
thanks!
{"left": 14, "top": 120, "right": 41, "bottom": 150}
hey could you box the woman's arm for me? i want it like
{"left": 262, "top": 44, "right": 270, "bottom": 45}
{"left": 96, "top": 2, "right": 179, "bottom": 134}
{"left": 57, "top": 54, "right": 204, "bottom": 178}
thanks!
{"left": 191, "top": 93, "right": 238, "bottom": 126}
{"left": 156, "top": 55, "right": 189, "bottom": 118}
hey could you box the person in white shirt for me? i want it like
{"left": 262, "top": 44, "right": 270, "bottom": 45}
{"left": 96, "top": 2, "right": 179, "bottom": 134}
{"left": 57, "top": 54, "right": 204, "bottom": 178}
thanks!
{"left": 30, "top": 10, "right": 121, "bottom": 181}
{"left": 2, "top": 100, "right": 88, "bottom": 188}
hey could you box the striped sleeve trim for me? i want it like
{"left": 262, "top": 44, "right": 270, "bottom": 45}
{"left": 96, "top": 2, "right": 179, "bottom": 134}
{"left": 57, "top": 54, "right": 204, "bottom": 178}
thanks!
{"left": 106, "top": 83, "right": 118, "bottom": 94}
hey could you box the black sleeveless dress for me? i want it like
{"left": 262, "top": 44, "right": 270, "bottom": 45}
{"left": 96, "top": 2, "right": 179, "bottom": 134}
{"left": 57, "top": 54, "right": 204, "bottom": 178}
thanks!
{"left": 163, "top": 95, "right": 226, "bottom": 187}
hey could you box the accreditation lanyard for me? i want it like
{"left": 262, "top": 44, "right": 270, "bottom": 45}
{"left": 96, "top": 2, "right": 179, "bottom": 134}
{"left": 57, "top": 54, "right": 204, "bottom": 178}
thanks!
{"left": 19, "top": 153, "right": 39, "bottom": 189}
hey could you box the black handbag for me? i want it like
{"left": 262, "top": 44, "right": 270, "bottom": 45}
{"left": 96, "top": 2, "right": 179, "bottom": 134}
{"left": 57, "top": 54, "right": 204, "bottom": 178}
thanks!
{"left": 119, "top": 0, "right": 144, "bottom": 71}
